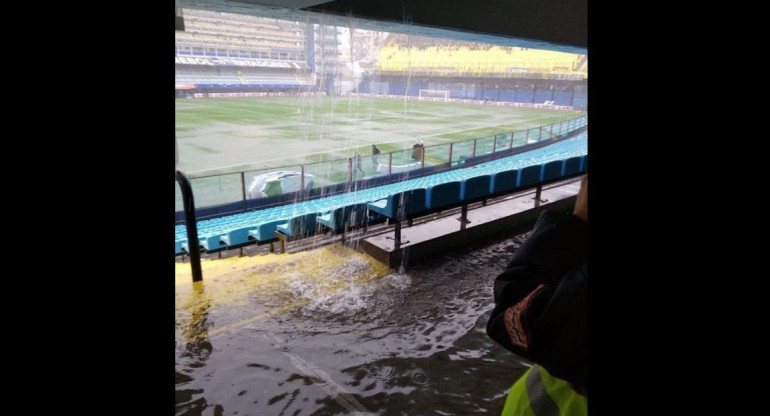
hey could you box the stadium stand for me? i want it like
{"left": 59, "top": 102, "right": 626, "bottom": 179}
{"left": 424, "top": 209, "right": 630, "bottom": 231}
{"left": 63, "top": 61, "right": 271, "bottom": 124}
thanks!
{"left": 175, "top": 127, "right": 587, "bottom": 255}
{"left": 175, "top": 8, "right": 313, "bottom": 91}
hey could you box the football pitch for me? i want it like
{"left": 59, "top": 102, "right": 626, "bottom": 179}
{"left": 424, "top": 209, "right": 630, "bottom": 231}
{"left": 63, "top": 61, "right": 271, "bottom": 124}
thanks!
{"left": 176, "top": 95, "right": 581, "bottom": 175}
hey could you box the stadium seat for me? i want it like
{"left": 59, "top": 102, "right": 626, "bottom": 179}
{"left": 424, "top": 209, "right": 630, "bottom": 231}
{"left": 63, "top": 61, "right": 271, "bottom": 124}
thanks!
{"left": 425, "top": 181, "right": 462, "bottom": 209}
{"left": 275, "top": 213, "right": 319, "bottom": 237}
{"left": 518, "top": 164, "right": 544, "bottom": 187}
{"left": 542, "top": 160, "right": 564, "bottom": 182}
{"left": 490, "top": 169, "right": 520, "bottom": 194}
{"left": 460, "top": 175, "right": 492, "bottom": 201}
{"left": 367, "top": 188, "right": 427, "bottom": 220}
{"left": 563, "top": 156, "right": 582, "bottom": 176}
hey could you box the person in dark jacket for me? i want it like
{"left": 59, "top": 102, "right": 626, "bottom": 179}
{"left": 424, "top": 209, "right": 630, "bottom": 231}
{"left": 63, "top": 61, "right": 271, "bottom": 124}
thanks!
{"left": 411, "top": 143, "right": 424, "bottom": 161}
{"left": 486, "top": 175, "right": 587, "bottom": 415}
{"left": 371, "top": 144, "right": 381, "bottom": 169}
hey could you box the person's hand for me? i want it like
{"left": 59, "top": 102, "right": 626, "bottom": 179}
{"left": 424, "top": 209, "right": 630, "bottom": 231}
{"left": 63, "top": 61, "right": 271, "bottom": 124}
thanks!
{"left": 573, "top": 175, "right": 587, "bottom": 222}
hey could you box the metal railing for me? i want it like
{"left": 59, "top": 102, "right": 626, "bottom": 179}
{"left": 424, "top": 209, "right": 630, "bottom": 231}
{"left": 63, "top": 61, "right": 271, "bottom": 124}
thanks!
{"left": 176, "top": 170, "right": 203, "bottom": 282}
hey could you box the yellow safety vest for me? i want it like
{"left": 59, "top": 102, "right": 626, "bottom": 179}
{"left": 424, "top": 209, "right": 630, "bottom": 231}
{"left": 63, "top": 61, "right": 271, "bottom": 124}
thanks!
{"left": 501, "top": 365, "right": 587, "bottom": 416}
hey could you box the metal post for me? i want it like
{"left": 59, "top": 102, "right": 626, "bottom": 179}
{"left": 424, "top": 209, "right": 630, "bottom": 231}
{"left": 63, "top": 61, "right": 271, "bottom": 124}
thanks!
{"left": 240, "top": 172, "right": 246, "bottom": 210}
{"left": 492, "top": 136, "right": 497, "bottom": 153}
{"left": 300, "top": 164, "right": 305, "bottom": 193}
{"left": 448, "top": 142, "right": 453, "bottom": 166}
{"left": 176, "top": 170, "right": 202, "bottom": 283}
{"left": 394, "top": 222, "right": 401, "bottom": 251}
{"left": 535, "top": 185, "right": 542, "bottom": 208}
{"left": 460, "top": 204, "right": 468, "bottom": 230}
{"left": 539, "top": 126, "right": 543, "bottom": 142}
{"left": 347, "top": 158, "right": 353, "bottom": 187}
{"left": 388, "top": 152, "right": 392, "bottom": 176}
{"left": 509, "top": 132, "right": 514, "bottom": 149}
{"left": 420, "top": 147, "right": 425, "bottom": 170}
{"left": 472, "top": 139, "right": 477, "bottom": 157}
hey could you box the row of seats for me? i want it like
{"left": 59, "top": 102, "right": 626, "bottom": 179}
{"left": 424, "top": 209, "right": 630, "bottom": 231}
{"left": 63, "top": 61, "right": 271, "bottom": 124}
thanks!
{"left": 175, "top": 127, "right": 587, "bottom": 255}
{"left": 366, "top": 154, "right": 586, "bottom": 220}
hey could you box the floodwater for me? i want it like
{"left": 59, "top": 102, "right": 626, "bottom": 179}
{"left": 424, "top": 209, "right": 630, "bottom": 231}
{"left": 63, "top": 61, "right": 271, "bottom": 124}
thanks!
{"left": 175, "top": 229, "right": 533, "bottom": 416}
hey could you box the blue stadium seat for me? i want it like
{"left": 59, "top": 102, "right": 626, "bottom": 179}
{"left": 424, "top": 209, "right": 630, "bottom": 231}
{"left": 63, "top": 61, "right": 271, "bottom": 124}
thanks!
{"left": 542, "top": 160, "right": 564, "bottom": 182}
{"left": 563, "top": 156, "right": 582, "bottom": 176}
{"left": 200, "top": 234, "right": 226, "bottom": 251}
{"left": 491, "top": 169, "right": 519, "bottom": 194}
{"left": 425, "top": 181, "right": 462, "bottom": 209}
{"left": 275, "top": 213, "right": 319, "bottom": 237}
{"left": 518, "top": 164, "right": 544, "bottom": 187}
{"left": 317, "top": 204, "right": 370, "bottom": 232}
{"left": 248, "top": 219, "right": 286, "bottom": 242}
{"left": 367, "top": 188, "right": 427, "bottom": 219}
{"left": 460, "top": 175, "right": 492, "bottom": 201}
{"left": 221, "top": 226, "right": 256, "bottom": 247}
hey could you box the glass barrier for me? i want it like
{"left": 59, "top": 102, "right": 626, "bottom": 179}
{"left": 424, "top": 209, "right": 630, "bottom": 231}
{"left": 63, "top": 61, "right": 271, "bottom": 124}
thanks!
{"left": 475, "top": 135, "right": 495, "bottom": 156}
{"left": 495, "top": 133, "right": 512, "bottom": 152}
{"left": 424, "top": 143, "right": 451, "bottom": 168}
{"left": 513, "top": 130, "right": 528, "bottom": 147}
{"left": 526, "top": 128, "right": 539, "bottom": 144}
{"left": 303, "top": 159, "right": 351, "bottom": 188}
{"left": 390, "top": 148, "right": 422, "bottom": 173}
{"left": 187, "top": 173, "right": 243, "bottom": 208}
{"left": 450, "top": 140, "right": 475, "bottom": 166}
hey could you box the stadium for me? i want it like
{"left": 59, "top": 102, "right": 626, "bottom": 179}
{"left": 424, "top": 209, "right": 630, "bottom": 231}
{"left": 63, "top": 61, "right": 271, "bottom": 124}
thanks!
{"left": 175, "top": 1, "right": 587, "bottom": 415}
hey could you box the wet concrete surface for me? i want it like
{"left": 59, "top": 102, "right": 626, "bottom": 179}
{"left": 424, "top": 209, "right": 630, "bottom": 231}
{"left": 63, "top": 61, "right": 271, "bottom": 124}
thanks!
{"left": 176, "top": 226, "right": 540, "bottom": 416}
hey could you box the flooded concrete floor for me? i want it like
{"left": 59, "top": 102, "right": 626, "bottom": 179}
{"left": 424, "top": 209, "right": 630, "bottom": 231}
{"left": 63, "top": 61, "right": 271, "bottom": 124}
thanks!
{"left": 176, "top": 228, "right": 534, "bottom": 416}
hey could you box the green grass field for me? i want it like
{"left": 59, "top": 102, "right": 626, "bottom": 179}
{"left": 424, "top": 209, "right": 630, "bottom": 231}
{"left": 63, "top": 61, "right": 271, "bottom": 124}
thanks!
{"left": 176, "top": 96, "right": 580, "bottom": 173}
{"left": 175, "top": 95, "right": 583, "bottom": 209}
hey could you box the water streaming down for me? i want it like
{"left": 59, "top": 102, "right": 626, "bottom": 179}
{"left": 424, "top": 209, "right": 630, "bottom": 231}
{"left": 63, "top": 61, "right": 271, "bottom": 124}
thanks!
{"left": 176, "top": 8, "right": 586, "bottom": 415}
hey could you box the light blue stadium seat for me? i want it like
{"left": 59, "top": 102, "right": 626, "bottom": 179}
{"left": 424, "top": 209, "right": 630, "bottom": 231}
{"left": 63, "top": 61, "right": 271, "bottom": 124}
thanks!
{"left": 317, "top": 204, "right": 370, "bottom": 232}
{"left": 542, "top": 160, "right": 564, "bottom": 182}
{"left": 221, "top": 226, "right": 256, "bottom": 247}
{"left": 491, "top": 169, "right": 519, "bottom": 194}
{"left": 426, "top": 181, "right": 461, "bottom": 209}
{"left": 460, "top": 175, "right": 492, "bottom": 201}
{"left": 200, "top": 234, "right": 226, "bottom": 251}
{"left": 248, "top": 219, "right": 286, "bottom": 242}
{"left": 275, "top": 213, "right": 319, "bottom": 237}
{"left": 367, "top": 188, "right": 427, "bottom": 219}
{"left": 518, "top": 164, "right": 544, "bottom": 188}
{"left": 563, "top": 156, "right": 582, "bottom": 176}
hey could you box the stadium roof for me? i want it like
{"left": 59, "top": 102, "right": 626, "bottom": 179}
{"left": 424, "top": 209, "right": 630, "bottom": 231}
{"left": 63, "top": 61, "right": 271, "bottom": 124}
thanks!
{"left": 178, "top": 0, "right": 586, "bottom": 54}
